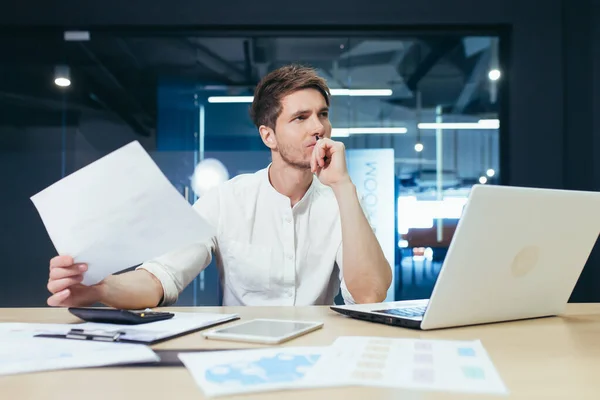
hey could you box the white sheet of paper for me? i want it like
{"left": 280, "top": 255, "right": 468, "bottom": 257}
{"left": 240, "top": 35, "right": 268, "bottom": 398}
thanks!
{"left": 179, "top": 347, "right": 327, "bottom": 397}
{"left": 0, "top": 323, "right": 72, "bottom": 339}
{"left": 30, "top": 141, "right": 215, "bottom": 285}
{"left": 304, "top": 336, "right": 508, "bottom": 396}
{"left": 0, "top": 337, "right": 159, "bottom": 376}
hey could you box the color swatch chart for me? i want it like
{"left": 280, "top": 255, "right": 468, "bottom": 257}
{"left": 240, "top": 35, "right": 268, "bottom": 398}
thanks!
{"left": 305, "top": 336, "right": 508, "bottom": 395}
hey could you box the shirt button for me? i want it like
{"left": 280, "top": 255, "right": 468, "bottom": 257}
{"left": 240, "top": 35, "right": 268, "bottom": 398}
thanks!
{"left": 285, "top": 216, "right": 292, "bottom": 223}
{"left": 286, "top": 254, "right": 293, "bottom": 260}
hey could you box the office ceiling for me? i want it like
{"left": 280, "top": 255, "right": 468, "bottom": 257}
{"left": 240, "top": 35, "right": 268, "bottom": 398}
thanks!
{"left": 0, "top": 34, "right": 500, "bottom": 137}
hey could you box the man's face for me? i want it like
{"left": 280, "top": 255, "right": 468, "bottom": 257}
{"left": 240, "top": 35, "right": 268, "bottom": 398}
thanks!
{"left": 271, "top": 88, "right": 332, "bottom": 169}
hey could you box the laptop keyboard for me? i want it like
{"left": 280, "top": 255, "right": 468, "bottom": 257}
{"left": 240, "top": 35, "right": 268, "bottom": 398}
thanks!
{"left": 373, "top": 306, "right": 427, "bottom": 318}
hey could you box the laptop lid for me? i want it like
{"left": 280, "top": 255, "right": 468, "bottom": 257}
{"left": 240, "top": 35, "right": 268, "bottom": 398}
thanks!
{"left": 420, "top": 185, "right": 600, "bottom": 330}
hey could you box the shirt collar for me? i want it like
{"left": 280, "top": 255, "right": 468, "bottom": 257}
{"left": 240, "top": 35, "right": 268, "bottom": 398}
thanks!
{"left": 261, "top": 163, "right": 317, "bottom": 209}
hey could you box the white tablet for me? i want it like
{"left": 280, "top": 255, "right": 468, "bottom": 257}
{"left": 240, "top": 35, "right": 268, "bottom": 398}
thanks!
{"left": 202, "top": 318, "right": 324, "bottom": 344}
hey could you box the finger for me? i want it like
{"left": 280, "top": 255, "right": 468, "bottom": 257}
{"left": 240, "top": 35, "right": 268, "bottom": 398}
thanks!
{"left": 319, "top": 145, "right": 328, "bottom": 167}
{"left": 49, "top": 264, "right": 87, "bottom": 280}
{"left": 314, "top": 140, "right": 327, "bottom": 168}
{"left": 314, "top": 144, "right": 322, "bottom": 173}
{"left": 47, "top": 289, "right": 71, "bottom": 307}
{"left": 320, "top": 138, "right": 339, "bottom": 153}
{"left": 311, "top": 141, "right": 320, "bottom": 166}
{"left": 47, "top": 276, "right": 83, "bottom": 294}
{"left": 50, "top": 255, "right": 74, "bottom": 270}
{"left": 310, "top": 142, "right": 320, "bottom": 172}
{"left": 310, "top": 144, "right": 317, "bottom": 172}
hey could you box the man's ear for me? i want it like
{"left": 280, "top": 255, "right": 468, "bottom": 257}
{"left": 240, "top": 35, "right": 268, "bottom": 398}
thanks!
{"left": 259, "top": 125, "right": 277, "bottom": 150}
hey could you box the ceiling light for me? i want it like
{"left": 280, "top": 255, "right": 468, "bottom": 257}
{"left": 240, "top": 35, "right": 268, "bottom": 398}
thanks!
{"left": 488, "top": 69, "right": 501, "bottom": 81}
{"left": 479, "top": 176, "right": 488, "bottom": 184}
{"left": 54, "top": 65, "right": 71, "bottom": 88}
{"left": 208, "top": 96, "right": 253, "bottom": 103}
{"left": 478, "top": 119, "right": 500, "bottom": 129}
{"left": 329, "top": 89, "right": 393, "bottom": 96}
{"left": 54, "top": 78, "right": 71, "bottom": 87}
{"left": 331, "top": 127, "right": 407, "bottom": 137}
{"left": 64, "top": 31, "right": 90, "bottom": 41}
{"left": 207, "top": 89, "right": 393, "bottom": 103}
{"left": 414, "top": 143, "right": 424, "bottom": 152}
{"left": 331, "top": 130, "right": 350, "bottom": 138}
{"left": 486, "top": 168, "right": 496, "bottom": 177}
{"left": 418, "top": 119, "right": 499, "bottom": 130}
{"left": 418, "top": 122, "right": 482, "bottom": 130}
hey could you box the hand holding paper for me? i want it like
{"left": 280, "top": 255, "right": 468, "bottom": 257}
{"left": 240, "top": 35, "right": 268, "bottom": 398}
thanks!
{"left": 31, "top": 141, "right": 215, "bottom": 286}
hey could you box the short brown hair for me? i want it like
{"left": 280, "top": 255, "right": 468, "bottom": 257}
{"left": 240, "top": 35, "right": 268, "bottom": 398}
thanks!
{"left": 249, "top": 64, "right": 330, "bottom": 129}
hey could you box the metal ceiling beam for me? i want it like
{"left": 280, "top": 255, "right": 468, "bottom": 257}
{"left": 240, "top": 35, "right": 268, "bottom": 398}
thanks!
{"left": 86, "top": 87, "right": 151, "bottom": 137}
{"left": 78, "top": 43, "right": 150, "bottom": 115}
{"left": 185, "top": 38, "right": 247, "bottom": 83}
{"left": 405, "top": 38, "right": 461, "bottom": 92}
{"left": 243, "top": 39, "right": 255, "bottom": 83}
{"left": 115, "top": 38, "right": 142, "bottom": 69}
{"left": 78, "top": 43, "right": 153, "bottom": 136}
{"left": 251, "top": 38, "right": 277, "bottom": 79}
{"left": 452, "top": 48, "right": 491, "bottom": 114}
{"left": 336, "top": 50, "right": 398, "bottom": 69}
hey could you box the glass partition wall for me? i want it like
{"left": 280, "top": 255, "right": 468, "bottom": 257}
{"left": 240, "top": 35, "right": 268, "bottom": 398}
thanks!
{"left": 0, "top": 30, "right": 502, "bottom": 306}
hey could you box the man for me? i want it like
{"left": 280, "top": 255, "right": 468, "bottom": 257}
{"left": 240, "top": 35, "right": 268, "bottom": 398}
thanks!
{"left": 46, "top": 64, "right": 392, "bottom": 308}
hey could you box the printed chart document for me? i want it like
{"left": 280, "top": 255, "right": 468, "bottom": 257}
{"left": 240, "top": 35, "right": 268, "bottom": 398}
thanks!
{"left": 304, "top": 336, "right": 508, "bottom": 396}
{"left": 30, "top": 141, "right": 215, "bottom": 285}
{"left": 0, "top": 311, "right": 239, "bottom": 344}
{"left": 0, "top": 337, "right": 158, "bottom": 376}
{"left": 179, "top": 347, "right": 326, "bottom": 397}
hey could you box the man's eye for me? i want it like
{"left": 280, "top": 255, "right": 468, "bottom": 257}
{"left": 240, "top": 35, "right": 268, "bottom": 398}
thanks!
{"left": 295, "top": 116, "right": 306, "bottom": 121}
{"left": 320, "top": 112, "right": 329, "bottom": 118}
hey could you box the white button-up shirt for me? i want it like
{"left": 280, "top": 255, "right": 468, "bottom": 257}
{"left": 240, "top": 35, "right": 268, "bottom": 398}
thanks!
{"left": 138, "top": 165, "right": 356, "bottom": 306}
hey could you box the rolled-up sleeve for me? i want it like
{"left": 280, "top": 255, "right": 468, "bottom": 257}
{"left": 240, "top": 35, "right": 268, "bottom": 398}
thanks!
{"left": 137, "top": 240, "right": 214, "bottom": 305}
{"left": 136, "top": 186, "right": 221, "bottom": 306}
{"left": 137, "top": 261, "right": 181, "bottom": 306}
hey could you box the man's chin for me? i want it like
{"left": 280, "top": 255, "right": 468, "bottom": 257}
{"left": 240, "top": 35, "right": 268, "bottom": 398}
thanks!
{"left": 293, "top": 162, "right": 311, "bottom": 170}
{"left": 283, "top": 159, "right": 311, "bottom": 170}
{"left": 277, "top": 149, "right": 311, "bottom": 170}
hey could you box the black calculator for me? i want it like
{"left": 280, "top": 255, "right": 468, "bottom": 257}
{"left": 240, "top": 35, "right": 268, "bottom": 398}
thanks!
{"left": 68, "top": 307, "right": 174, "bottom": 325}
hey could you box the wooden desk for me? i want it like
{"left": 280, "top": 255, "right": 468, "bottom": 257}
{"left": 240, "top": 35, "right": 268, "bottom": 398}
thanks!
{"left": 1, "top": 304, "right": 599, "bottom": 399}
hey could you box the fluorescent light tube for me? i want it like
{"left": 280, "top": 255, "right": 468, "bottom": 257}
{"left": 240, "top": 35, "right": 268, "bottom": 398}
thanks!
{"left": 418, "top": 120, "right": 499, "bottom": 130}
{"left": 332, "top": 127, "right": 407, "bottom": 137}
{"left": 208, "top": 89, "right": 393, "bottom": 103}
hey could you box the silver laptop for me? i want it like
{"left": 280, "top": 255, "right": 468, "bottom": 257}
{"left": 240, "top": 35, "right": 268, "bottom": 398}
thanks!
{"left": 331, "top": 184, "right": 600, "bottom": 330}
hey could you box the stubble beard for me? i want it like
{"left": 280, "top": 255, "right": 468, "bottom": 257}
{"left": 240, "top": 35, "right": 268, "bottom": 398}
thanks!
{"left": 276, "top": 141, "right": 311, "bottom": 170}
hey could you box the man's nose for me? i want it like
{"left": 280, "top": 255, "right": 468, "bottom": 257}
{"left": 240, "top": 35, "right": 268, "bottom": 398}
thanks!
{"left": 310, "top": 116, "right": 325, "bottom": 136}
